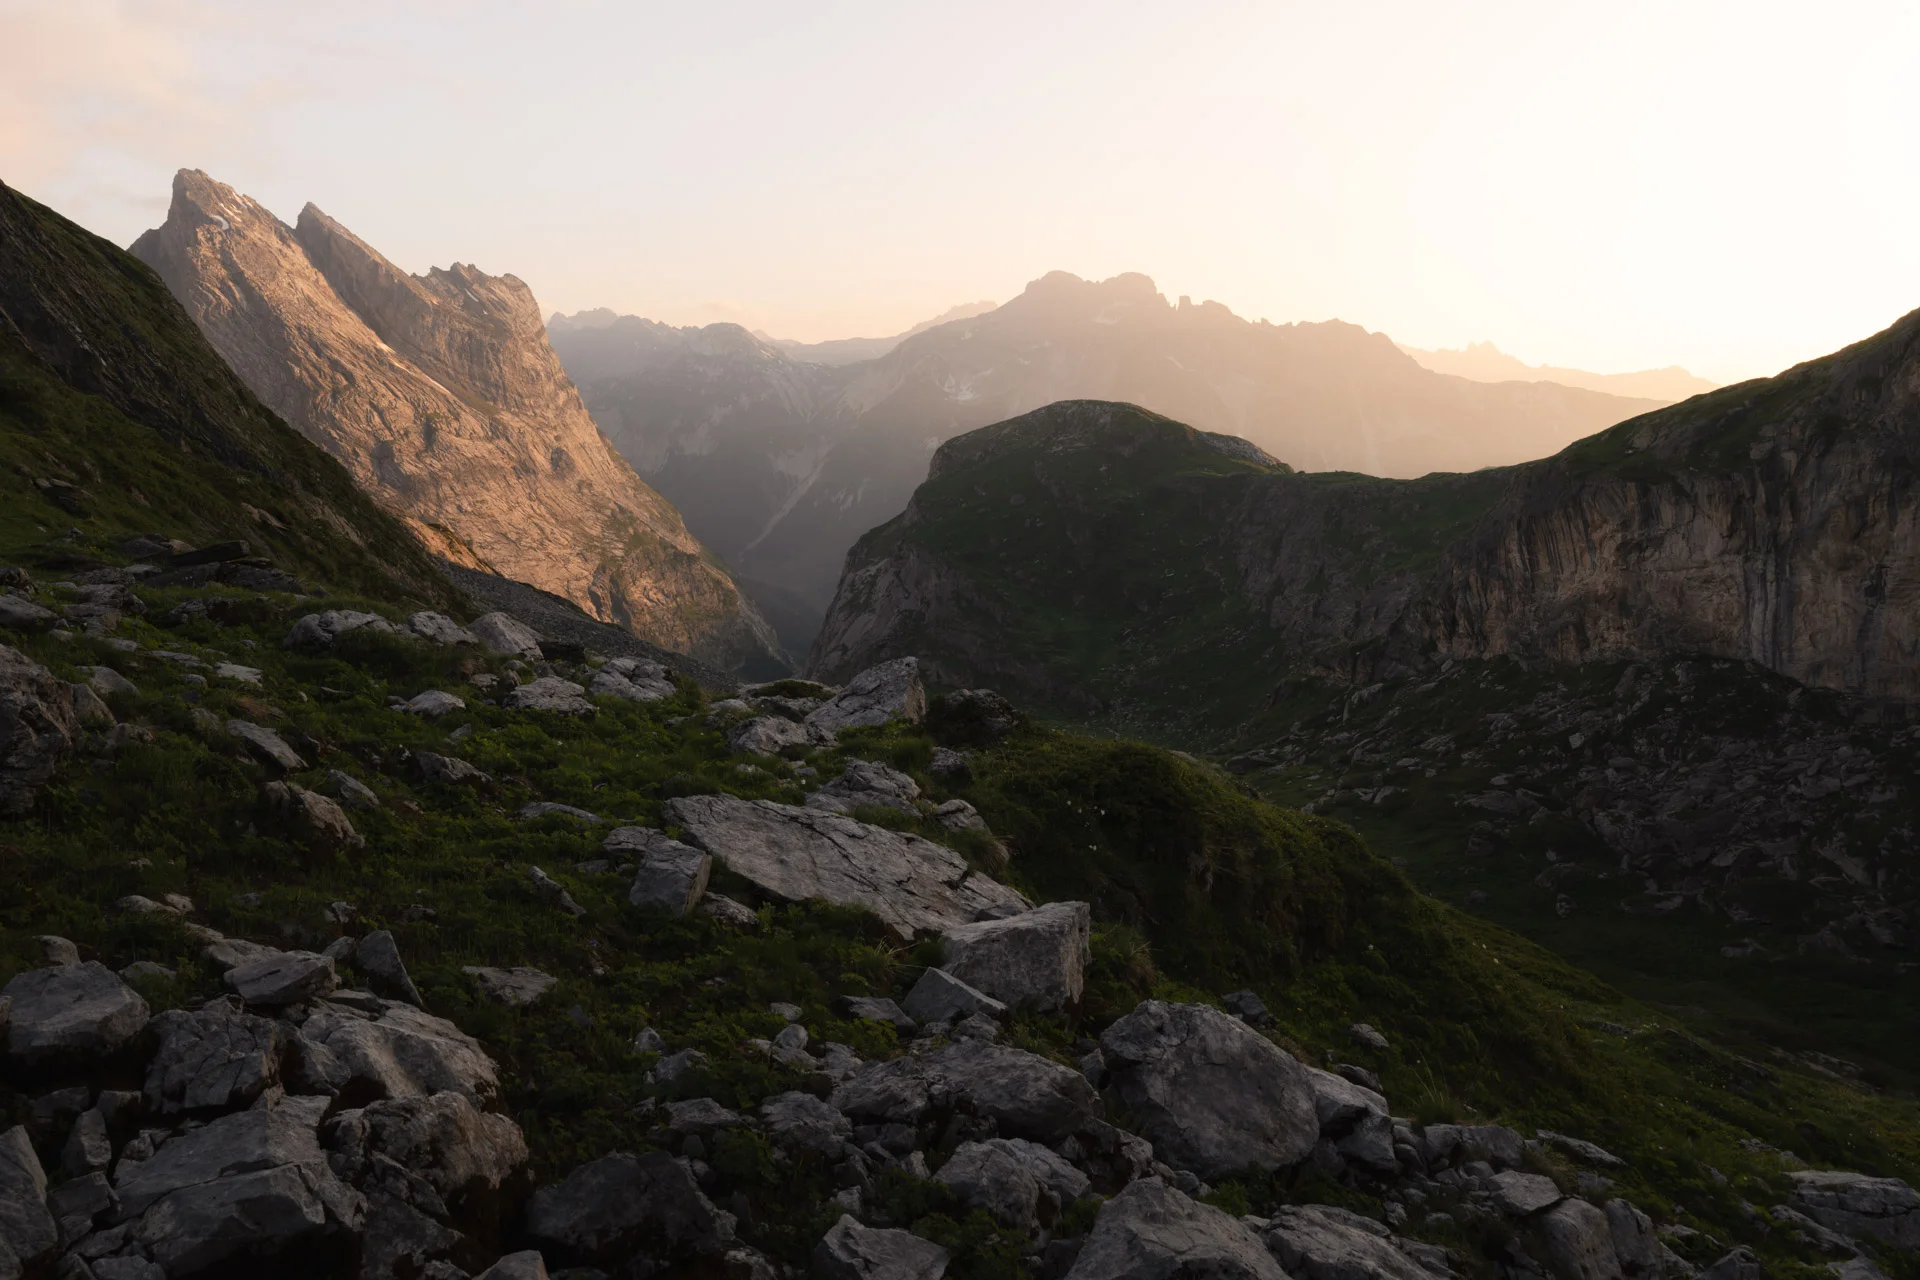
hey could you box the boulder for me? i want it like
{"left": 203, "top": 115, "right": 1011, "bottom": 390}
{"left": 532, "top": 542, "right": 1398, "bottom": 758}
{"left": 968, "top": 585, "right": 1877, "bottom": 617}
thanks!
{"left": 285, "top": 609, "right": 399, "bottom": 650}
{"left": 330, "top": 769, "right": 382, "bottom": 809}
{"left": 37, "top": 935, "right": 80, "bottom": 966}
{"left": 1606, "top": 1200, "right": 1661, "bottom": 1278}
{"left": 938, "top": 1139, "right": 1044, "bottom": 1229}
{"left": 929, "top": 688, "right": 1023, "bottom": 746}
{"left": 665, "top": 794, "right": 1028, "bottom": 939}
{"left": 355, "top": 930, "right": 425, "bottom": 1007}
{"left": 930, "top": 747, "right": 971, "bottom": 779}
{"left": 612, "top": 829, "right": 712, "bottom": 915}
{"left": 814, "top": 1214, "right": 949, "bottom": 1280}
{"left": 48, "top": 1168, "right": 117, "bottom": 1246}
{"left": 806, "top": 658, "right": 926, "bottom": 735}
{"left": 144, "top": 1000, "right": 286, "bottom": 1115}
{"left": 1698, "top": 1249, "right": 1763, "bottom": 1280}
{"left": 113, "top": 1094, "right": 365, "bottom": 1277}
{"left": 1099, "top": 1001, "right": 1318, "bottom": 1181}
{"left": 760, "top": 1091, "right": 852, "bottom": 1155}
{"left": 225, "top": 950, "right": 338, "bottom": 1007}
{"left": 832, "top": 1039, "right": 1099, "bottom": 1143}
{"left": 528, "top": 866, "right": 586, "bottom": 917}
{"left": 464, "top": 967, "right": 557, "bottom": 1007}
{"left": 406, "top": 690, "right": 467, "bottom": 717}
{"left": 524, "top": 1150, "right": 732, "bottom": 1270}
{"left": 0, "top": 1124, "right": 57, "bottom": 1278}
{"left": 901, "top": 967, "right": 1008, "bottom": 1024}
{"left": 88, "top": 665, "right": 140, "bottom": 699}
{"left": 1068, "top": 1179, "right": 1285, "bottom": 1279}
{"left": 504, "top": 677, "right": 594, "bottom": 716}
{"left": 228, "top": 719, "right": 307, "bottom": 771}
{"left": 1421, "top": 1123, "right": 1526, "bottom": 1171}
{"left": 700, "top": 894, "right": 760, "bottom": 927}
{"left": 729, "top": 715, "right": 817, "bottom": 756}
{"left": 468, "top": 612, "right": 544, "bottom": 659}
{"left": 932, "top": 799, "right": 988, "bottom": 832}
{"left": 417, "top": 751, "right": 491, "bottom": 785}
{"left": 1492, "top": 1171, "right": 1564, "bottom": 1217}
{"left": 590, "top": 659, "right": 675, "bottom": 703}
{"left": 1539, "top": 1131, "right": 1627, "bottom": 1170}
{"left": 1536, "top": 1199, "right": 1624, "bottom": 1280}
{"left": 1303, "top": 1065, "right": 1389, "bottom": 1132}
{"left": 475, "top": 1253, "right": 550, "bottom": 1280}
{"left": 409, "top": 612, "right": 479, "bottom": 647}
{"left": 1263, "top": 1204, "right": 1432, "bottom": 1280}
{"left": 263, "top": 781, "right": 365, "bottom": 853}
{"left": 2, "top": 961, "right": 149, "bottom": 1074}
{"left": 0, "top": 594, "right": 57, "bottom": 630}
{"left": 61, "top": 1105, "right": 112, "bottom": 1175}
{"left": 838, "top": 995, "right": 917, "bottom": 1033}
{"left": 0, "top": 644, "right": 78, "bottom": 815}
{"left": 1789, "top": 1170, "right": 1920, "bottom": 1248}
{"left": 70, "top": 680, "right": 116, "bottom": 726}
{"left": 296, "top": 997, "right": 502, "bottom": 1107}
{"left": 806, "top": 760, "right": 923, "bottom": 815}
{"left": 939, "top": 901, "right": 1090, "bottom": 1013}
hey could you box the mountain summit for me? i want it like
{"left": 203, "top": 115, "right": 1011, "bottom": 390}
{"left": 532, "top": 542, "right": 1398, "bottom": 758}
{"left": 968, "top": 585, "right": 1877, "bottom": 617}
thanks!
{"left": 131, "top": 170, "right": 781, "bottom": 671}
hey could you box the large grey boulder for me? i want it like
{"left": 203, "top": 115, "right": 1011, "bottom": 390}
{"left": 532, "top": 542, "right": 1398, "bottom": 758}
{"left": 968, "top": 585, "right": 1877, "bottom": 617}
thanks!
{"left": 297, "top": 997, "right": 502, "bottom": 1107}
{"left": 405, "top": 690, "right": 467, "bottom": 717}
{"left": 832, "top": 1039, "right": 1099, "bottom": 1144}
{"left": 0, "top": 644, "right": 78, "bottom": 815}
{"left": 814, "top": 1214, "right": 949, "bottom": 1280}
{"left": 1790, "top": 1170, "right": 1920, "bottom": 1248}
{"left": 1301, "top": 1065, "right": 1397, "bottom": 1175}
{"left": 417, "top": 751, "right": 492, "bottom": 786}
{"left": 665, "top": 794, "right": 1028, "bottom": 939}
{"left": 1535, "top": 1199, "right": 1624, "bottom": 1280}
{"left": 760, "top": 1091, "right": 852, "bottom": 1155}
{"left": 608, "top": 828, "right": 712, "bottom": 915}
{"left": 224, "top": 949, "right": 338, "bottom": 1007}
{"left": 474, "top": 1253, "right": 550, "bottom": 1280}
{"left": 144, "top": 1000, "right": 286, "bottom": 1115}
{"left": 113, "top": 1094, "right": 365, "bottom": 1278}
{"left": 524, "top": 1150, "right": 731, "bottom": 1270}
{"left": 1099, "top": 1001, "right": 1318, "bottom": 1181}
{"left": 901, "top": 967, "right": 1007, "bottom": 1025}
{"left": 2, "top": 961, "right": 149, "bottom": 1074}
{"left": 1606, "top": 1200, "right": 1661, "bottom": 1278}
{"left": 729, "top": 715, "right": 817, "bottom": 756}
{"left": 0, "top": 1124, "right": 57, "bottom": 1279}
{"left": 469, "top": 612, "right": 543, "bottom": 658}
{"left": 1421, "top": 1123, "right": 1525, "bottom": 1171}
{"left": 1068, "top": 1179, "right": 1285, "bottom": 1279}
{"left": 465, "top": 966, "right": 557, "bottom": 1007}
{"left": 355, "top": 930, "right": 425, "bottom": 1007}
{"left": 0, "top": 595, "right": 57, "bottom": 631}
{"left": 936, "top": 1140, "right": 1045, "bottom": 1229}
{"left": 595, "top": 656, "right": 676, "bottom": 702}
{"left": 806, "top": 760, "right": 923, "bottom": 815}
{"left": 940, "top": 902, "right": 1090, "bottom": 1013}
{"left": 263, "top": 781, "right": 365, "bottom": 852}
{"left": 226, "top": 719, "right": 308, "bottom": 770}
{"left": 806, "top": 658, "right": 927, "bottom": 735}
{"left": 1492, "top": 1171, "right": 1564, "bottom": 1217}
{"left": 1263, "top": 1204, "right": 1432, "bottom": 1280}
{"left": 285, "top": 610, "right": 400, "bottom": 650}
{"left": 505, "top": 677, "right": 595, "bottom": 716}
{"left": 409, "top": 612, "right": 479, "bottom": 647}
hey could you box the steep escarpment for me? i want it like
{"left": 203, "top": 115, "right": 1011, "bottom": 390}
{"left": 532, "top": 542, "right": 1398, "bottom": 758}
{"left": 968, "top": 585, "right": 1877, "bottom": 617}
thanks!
{"left": 0, "top": 179, "right": 455, "bottom": 605}
{"left": 131, "top": 170, "right": 780, "bottom": 672}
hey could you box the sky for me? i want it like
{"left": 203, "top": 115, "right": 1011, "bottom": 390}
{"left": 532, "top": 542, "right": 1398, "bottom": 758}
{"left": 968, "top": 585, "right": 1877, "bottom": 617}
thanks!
{"left": 4, "top": 1, "right": 1918, "bottom": 384}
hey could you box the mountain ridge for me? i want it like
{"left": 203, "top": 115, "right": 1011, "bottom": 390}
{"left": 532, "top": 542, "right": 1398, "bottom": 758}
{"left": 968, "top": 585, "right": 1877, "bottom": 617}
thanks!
{"left": 1400, "top": 340, "right": 1718, "bottom": 402}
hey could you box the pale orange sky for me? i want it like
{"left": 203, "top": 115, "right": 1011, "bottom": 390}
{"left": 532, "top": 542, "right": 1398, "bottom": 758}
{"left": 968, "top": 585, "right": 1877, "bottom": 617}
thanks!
{"left": 4, "top": 0, "right": 1918, "bottom": 384}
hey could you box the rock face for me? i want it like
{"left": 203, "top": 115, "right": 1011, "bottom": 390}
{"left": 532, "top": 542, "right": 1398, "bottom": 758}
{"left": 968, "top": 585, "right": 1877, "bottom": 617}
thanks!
{"left": 939, "top": 901, "right": 1090, "bottom": 1013}
{"left": 131, "top": 169, "right": 779, "bottom": 671}
{"left": 664, "top": 794, "right": 1027, "bottom": 938}
{"left": 0, "top": 644, "right": 78, "bottom": 815}
{"left": 2, "top": 961, "right": 150, "bottom": 1074}
{"left": 1068, "top": 1178, "right": 1286, "bottom": 1280}
{"left": 1099, "top": 1001, "right": 1319, "bottom": 1181}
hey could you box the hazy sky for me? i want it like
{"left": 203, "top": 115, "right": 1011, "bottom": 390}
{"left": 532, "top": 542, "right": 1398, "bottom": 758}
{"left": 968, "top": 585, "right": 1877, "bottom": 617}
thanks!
{"left": 5, "top": 0, "right": 1918, "bottom": 384}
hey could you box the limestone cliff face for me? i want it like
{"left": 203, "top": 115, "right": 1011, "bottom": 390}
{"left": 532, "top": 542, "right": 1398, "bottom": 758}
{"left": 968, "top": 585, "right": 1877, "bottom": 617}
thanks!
{"left": 812, "top": 308, "right": 1920, "bottom": 708}
{"left": 131, "top": 170, "right": 780, "bottom": 671}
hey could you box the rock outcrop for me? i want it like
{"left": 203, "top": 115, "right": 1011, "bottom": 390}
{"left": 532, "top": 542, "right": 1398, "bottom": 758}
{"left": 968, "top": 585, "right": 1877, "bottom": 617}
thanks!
{"left": 131, "top": 169, "right": 780, "bottom": 671}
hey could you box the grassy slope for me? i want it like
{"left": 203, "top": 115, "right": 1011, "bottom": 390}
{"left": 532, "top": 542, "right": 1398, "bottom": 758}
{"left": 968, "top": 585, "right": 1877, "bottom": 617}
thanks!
{"left": 2, "top": 578, "right": 1915, "bottom": 1278}
{"left": 0, "top": 180, "right": 457, "bottom": 605}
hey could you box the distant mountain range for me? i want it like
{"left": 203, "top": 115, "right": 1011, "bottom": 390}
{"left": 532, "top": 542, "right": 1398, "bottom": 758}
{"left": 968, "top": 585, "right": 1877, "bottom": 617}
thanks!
{"left": 131, "top": 171, "right": 782, "bottom": 672}
{"left": 1399, "top": 340, "right": 1719, "bottom": 402}
{"left": 549, "top": 272, "right": 1663, "bottom": 649}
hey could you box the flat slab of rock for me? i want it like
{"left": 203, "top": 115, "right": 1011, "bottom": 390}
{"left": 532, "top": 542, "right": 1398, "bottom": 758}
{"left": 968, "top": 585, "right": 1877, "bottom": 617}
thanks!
{"left": 465, "top": 966, "right": 557, "bottom": 1007}
{"left": 505, "top": 677, "right": 594, "bottom": 716}
{"left": 225, "top": 950, "right": 337, "bottom": 1007}
{"left": 665, "top": 794, "right": 1027, "bottom": 939}
{"left": 901, "top": 967, "right": 1007, "bottom": 1025}
{"left": 805, "top": 657, "right": 926, "bottom": 735}
{"left": 940, "top": 901, "right": 1089, "bottom": 1013}
{"left": 1491, "top": 1170, "right": 1563, "bottom": 1217}
{"left": 2, "top": 961, "right": 149, "bottom": 1073}
{"left": 832, "top": 1039, "right": 1097, "bottom": 1144}
{"left": 1099, "top": 1000, "right": 1318, "bottom": 1181}
{"left": 814, "top": 1213, "right": 948, "bottom": 1280}
{"left": 1790, "top": 1170, "right": 1920, "bottom": 1248}
{"left": 1263, "top": 1204, "right": 1431, "bottom": 1280}
{"left": 1072, "top": 1179, "right": 1285, "bottom": 1280}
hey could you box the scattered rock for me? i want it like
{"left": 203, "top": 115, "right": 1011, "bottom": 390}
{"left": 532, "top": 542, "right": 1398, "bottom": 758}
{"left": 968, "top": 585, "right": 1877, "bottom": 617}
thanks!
{"left": 528, "top": 866, "right": 586, "bottom": 917}
{"left": 729, "top": 715, "right": 819, "bottom": 756}
{"left": 406, "top": 690, "right": 467, "bottom": 716}
{"left": 144, "top": 999, "right": 286, "bottom": 1115}
{"left": 36, "top": 935, "right": 79, "bottom": 966}
{"left": 408, "top": 612, "right": 480, "bottom": 646}
{"left": 937, "top": 1139, "right": 1046, "bottom": 1229}
{"left": 120, "top": 960, "right": 175, "bottom": 983}
{"left": 263, "top": 780, "right": 366, "bottom": 852}
{"left": 1099, "top": 1000, "right": 1318, "bottom": 1181}
{"left": 929, "top": 747, "right": 972, "bottom": 780}
{"left": 468, "top": 612, "right": 545, "bottom": 659}
{"left": 70, "top": 680, "right": 116, "bottom": 726}
{"left": 417, "top": 751, "right": 492, "bottom": 786}
{"left": 225, "top": 949, "right": 338, "bottom": 1006}
{"left": 589, "top": 659, "right": 676, "bottom": 703}
{"left": 1223, "top": 989, "right": 1271, "bottom": 1026}
{"left": 60, "top": 1105, "right": 111, "bottom": 1175}
{"left": 699, "top": 894, "right": 760, "bottom": 927}
{"left": 504, "top": 677, "right": 594, "bottom": 716}
{"left": 227, "top": 718, "right": 307, "bottom": 771}
{"left": 901, "top": 966, "right": 1008, "bottom": 1024}
{"left": 464, "top": 967, "right": 557, "bottom": 1007}
{"left": 813, "top": 1214, "right": 949, "bottom": 1280}
{"left": 939, "top": 901, "right": 1090, "bottom": 1014}
{"left": 760, "top": 1091, "right": 852, "bottom": 1155}
{"left": 1422, "top": 1124, "right": 1525, "bottom": 1171}
{"left": 833, "top": 1039, "right": 1098, "bottom": 1144}
{"left": 609, "top": 828, "right": 713, "bottom": 915}
{"left": 286, "top": 610, "right": 400, "bottom": 650}
{"left": 1540, "top": 1130, "right": 1628, "bottom": 1170}
{"left": 214, "top": 661, "right": 264, "bottom": 685}
{"left": 665, "top": 794, "right": 1028, "bottom": 939}
{"left": 1072, "top": 1179, "right": 1285, "bottom": 1280}
{"left": 806, "top": 657, "right": 926, "bottom": 736}
{"left": 473, "top": 1252, "right": 550, "bottom": 1280}
{"left": 1, "top": 961, "right": 149, "bottom": 1074}
{"left": 520, "top": 801, "right": 602, "bottom": 824}
{"left": 88, "top": 665, "right": 139, "bottom": 698}
{"left": 525, "top": 1150, "right": 732, "bottom": 1271}
{"left": 837, "top": 995, "right": 917, "bottom": 1033}
{"left": 330, "top": 769, "right": 382, "bottom": 809}
{"left": 0, "top": 644, "right": 79, "bottom": 815}
{"left": 1491, "top": 1170, "right": 1564, "bottom": 1217}
{"left": 297, "top": 997, "right": 502, "bottom": 1106}
{"left": 1790, "top": 1170, "right": 1920, "bottom": 1249}
{"left": 1350, "top": 1022, "right": 1391, "bottom": 1052}
{"left": 806, "top": 759, "right": 922, "bottom": 815}
{"left": 355, "top": 930, "right": 425, "bottom": 1007}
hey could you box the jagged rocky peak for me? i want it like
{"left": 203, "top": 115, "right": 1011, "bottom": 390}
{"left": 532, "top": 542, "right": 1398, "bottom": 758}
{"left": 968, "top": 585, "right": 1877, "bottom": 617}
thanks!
{"left": 131, "top": 169, "right": 782, "bottom": 672}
